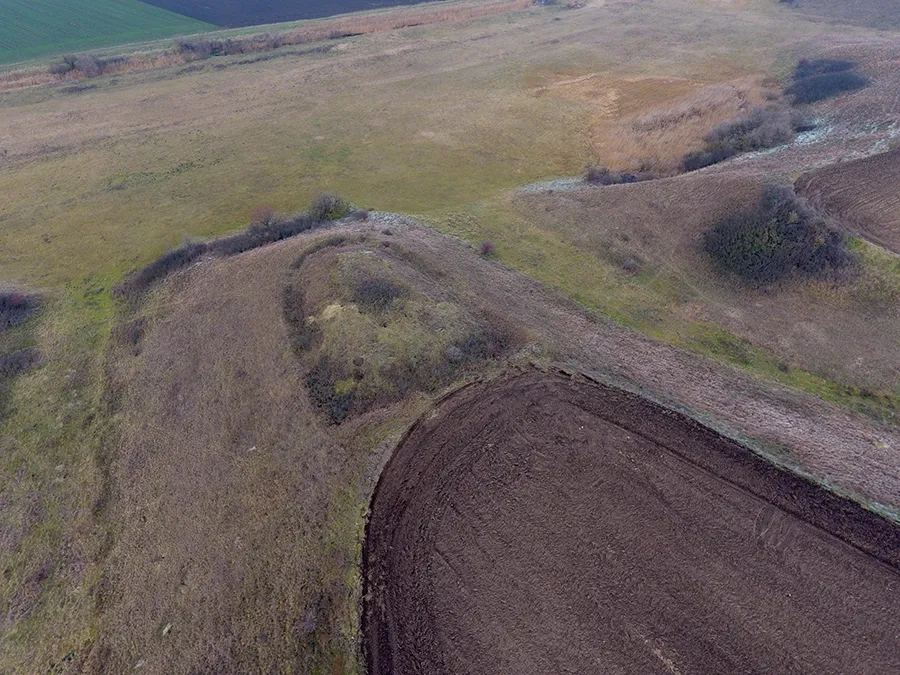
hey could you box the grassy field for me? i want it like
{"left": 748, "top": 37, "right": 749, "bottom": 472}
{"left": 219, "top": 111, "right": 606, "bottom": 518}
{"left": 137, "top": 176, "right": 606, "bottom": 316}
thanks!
{"left": 0, "top": 0, "right": 212, "bottom": 64}
{"left": 1, "top": 0, "right": 899, "bottom": 671}
{"left": 141, "top": 0, "right": 448, "bottom": 27}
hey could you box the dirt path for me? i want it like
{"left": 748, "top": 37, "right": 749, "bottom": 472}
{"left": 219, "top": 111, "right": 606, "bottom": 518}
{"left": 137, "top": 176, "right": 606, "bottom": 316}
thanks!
{"left": 364, "top": 370, "right": 900, "bottom": 675}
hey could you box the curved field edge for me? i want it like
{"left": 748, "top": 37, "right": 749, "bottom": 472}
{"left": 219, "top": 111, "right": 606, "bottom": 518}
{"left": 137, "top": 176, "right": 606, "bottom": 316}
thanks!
{"left": 362, "top": 368, "right": 900, "bottom": 674}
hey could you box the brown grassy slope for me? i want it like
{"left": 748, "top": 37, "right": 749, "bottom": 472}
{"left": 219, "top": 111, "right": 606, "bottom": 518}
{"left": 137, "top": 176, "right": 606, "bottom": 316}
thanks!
{"left": 513, "top": 172, "right": 900, "bottom": 393}
{"left": 783, "top": 0, "right": 900, "bottom": 30}
{"left": 99, "top": 236, "right": 365, "bottom": 673}
{"left": 507, "top": 35, "right": 900, "bottom": 393}
{"left": 97, "top": 225, "right": 530, "bottom": 673}
{"left": 99, "top": 219, "right": 900, "bottom": 673}
{"left": 797, "top": 147, "right": 900, "bottom": 254}
{"left": 100, "top": 217, "right": 900, "bottom": 669}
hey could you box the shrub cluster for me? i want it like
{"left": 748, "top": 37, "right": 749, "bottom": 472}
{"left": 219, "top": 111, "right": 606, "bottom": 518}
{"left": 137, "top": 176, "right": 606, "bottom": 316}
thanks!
{"left": 174, "top": 33, "right": 289, "bottom": 60}
{"left": 0, "top": 348, "right": 40, "bottom": 379}
{"left": 682, "top": 105, "right": 800, "bottom": 171}
{"left": 352, "top": 279, "right": 405, "bottom": 313}
{"left": 703, "top": 185, "right": 856, "bottom": 284}
{"left": 117, "top": 196, "right": 352, "bottom": 300}
{"left": 786, "top": 70, "right": 870, "bottom": 104}
{"left": 584, "top": 165, "right": 656, "bottom": 185}
{"left": 116, "top": 241, "right": 207, "bottom": 300}
{"left": 309, "top": 194, "right": 350, "bottom": 221}
{"left": 0, "top": 292, "right": 39, "bottom": 329}
{"left": 305, "top": 358, "right": 356, "bottom": 423}
{"left": 209, "top": 214, "right": 321, "bottom": 256}
{"left": 49, "top": 54, "right": 127, "bottom": 78}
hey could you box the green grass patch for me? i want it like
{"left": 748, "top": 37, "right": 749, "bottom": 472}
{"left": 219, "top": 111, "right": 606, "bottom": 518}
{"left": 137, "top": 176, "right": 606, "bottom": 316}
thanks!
{"left": 429, "top": 200, "right": 900, "bottom": 423}
{"left": 0, "top": 281, "right": 115, "bottom": 671}
{"left": 0, "top": 0, "right": 213, "bottom": 65}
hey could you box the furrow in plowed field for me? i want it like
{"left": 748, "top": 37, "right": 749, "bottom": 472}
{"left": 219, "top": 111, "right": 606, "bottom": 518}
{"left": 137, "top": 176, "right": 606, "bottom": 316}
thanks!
{"left": 364, "top": 370, "right": 900, "bottom": 675}
{"left": 797, "top": 148, "right": 900, "bottom": 254}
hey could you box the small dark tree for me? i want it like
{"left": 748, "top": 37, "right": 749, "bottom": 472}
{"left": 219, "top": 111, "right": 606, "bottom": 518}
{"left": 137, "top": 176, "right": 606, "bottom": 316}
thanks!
{"left": 703, "top": 185, "right": 856, "bottom": 285}
{"left": 310, "top": 194, "right": 349, "bottom": 221}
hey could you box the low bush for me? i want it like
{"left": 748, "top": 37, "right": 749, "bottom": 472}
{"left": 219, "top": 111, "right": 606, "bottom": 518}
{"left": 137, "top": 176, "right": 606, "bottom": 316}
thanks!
{"left": 305, "top": 358, "right": 356, "bottom": 423}
{"left": 786, "top": 71, "right": 869, "bottom": 104}
{"left": 703, "top": 185, "right": 856, "bottom": 284}
{"left": 310, "top": 194, "right": 350, "bottom": 221}
{"left": 0, "top": 348, "right": 39, "bottom": 379}
{"left": 794, "top": 58, "right": 856, "bottom": 80}
{"left": 682, "top": 145, "right": 738, "bottom": 172}
{"left": 116, "top": 241, "right": 207, "bottom": 299}
{"left": 0, "top": 292, "right": 39, "bottom": 329}
{"left": 479, "top": 240, "right": 496, "bottom": 256}
{"left": 585, "top": 165, "right": 656, "bottom": 185}
{"left": 209, "top": 214, "right": 322, "bottom": 256}
{"left": 48, "top": 53, "right": 128, "bottom": 79}
{"left": 682, "top": 105, "right": 802, "bottom": 171}
{"left": 352, "top": 279, "right": 405, "bottom": 313}
{"left": 705, "top": 106, "right": 794, "bottom": 152}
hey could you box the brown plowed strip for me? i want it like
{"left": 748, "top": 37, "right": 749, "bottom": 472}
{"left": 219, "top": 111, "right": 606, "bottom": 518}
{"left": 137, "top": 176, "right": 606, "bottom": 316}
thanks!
{"left": 365, "top": 370, "right": 900, "bottom": 675}
{"left": 797, "top": 148, "right": 900, "bottom": 254}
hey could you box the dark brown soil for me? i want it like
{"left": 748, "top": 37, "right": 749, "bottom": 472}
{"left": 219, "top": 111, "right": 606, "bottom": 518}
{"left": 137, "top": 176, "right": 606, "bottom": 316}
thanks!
{"left": 364, "top": 370, "right": 900, "bottom": 675}
{"left": 797, "top": 147, "right": 900, "bottom": 254}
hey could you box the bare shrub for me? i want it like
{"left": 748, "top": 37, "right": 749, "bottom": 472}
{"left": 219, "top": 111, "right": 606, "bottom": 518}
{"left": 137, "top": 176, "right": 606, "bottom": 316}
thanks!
{"left": 705, "top": 105, "right": 794, "bottom": 152}
{"left": 305, "top": 358, "right": 356, "bottom": 423}
{"left": 251, "top": 205, "right": 278, "bottom": 227}
{"left": 703, "top": 185, "right": 856, "bottom": 285}
{"left": 0, "top": 348, "right": 39, "bottom": 379}
{"left": 352, "top": 279, "right": 405, "bottom": 313}
{"left": 682, "top": 145, "right": 738, "bottom": 172}
{"left": 585, "top": 165, "right": 656, "bottom": 185}
{"left": 0, "top": 292, "right": 39, "bottom": 329}
{"left": 681, "top": 105, "right": 798, "bottom": 171}
{"left": 209, "top": 214, "right": 322, "bottom": 256}
{"left": 116, "top": 241, "right": 208, "bottom": 300}
{"left": 479, "top": 240, "right": 496, "bottom": 256}
{"left": 310, "top": 194, "right": 349, "bottom": 221}
{"left": 49, "top": 55, "right": 77, "bottom": 75}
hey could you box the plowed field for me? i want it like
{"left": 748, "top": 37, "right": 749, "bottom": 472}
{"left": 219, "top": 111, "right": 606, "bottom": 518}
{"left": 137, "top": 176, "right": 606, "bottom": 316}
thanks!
{"left": 364, "top": 370, "right": 900, "bottom": 675}
{"left": 797, "top": 148, "right": 900, "bottom": 254}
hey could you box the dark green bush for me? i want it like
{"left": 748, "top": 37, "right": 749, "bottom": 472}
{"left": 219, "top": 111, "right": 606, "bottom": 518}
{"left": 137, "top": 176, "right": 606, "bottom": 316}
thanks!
{"left": 116, "top": 241, "right": 208, "bottom": 299}
{"left": 794, "top": 58, "right": 856, "bottom": 80}
{"left": 682, "top": 145, "right": 738, "bottom": 172}
{"left": 703, "top": 185, "right": 856, "bottom": 284}
{"left": 352, "top": 279, "right": 405, "bottom": 313}
{"left": 786, "top": 71, "right": 870, "bottom": 104}
{"left": 0, "top": 292, "right": 39, "bottom": 329}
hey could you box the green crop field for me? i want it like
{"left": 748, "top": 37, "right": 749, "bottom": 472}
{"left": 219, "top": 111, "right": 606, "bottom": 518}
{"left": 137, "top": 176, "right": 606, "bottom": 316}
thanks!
{"left": 0, "top": 0, "right": 213, "bottom": 65}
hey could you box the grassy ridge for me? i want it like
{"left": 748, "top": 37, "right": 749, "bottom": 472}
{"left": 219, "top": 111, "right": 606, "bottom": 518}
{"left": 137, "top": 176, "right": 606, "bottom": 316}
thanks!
{"left": 0, "top": 0, "right": 213, "bottom": 64}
